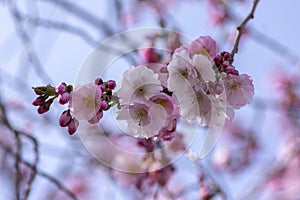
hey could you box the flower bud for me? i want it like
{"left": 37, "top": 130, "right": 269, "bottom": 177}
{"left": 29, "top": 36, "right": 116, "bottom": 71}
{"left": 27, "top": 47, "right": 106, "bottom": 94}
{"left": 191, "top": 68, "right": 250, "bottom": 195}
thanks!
{"left": 58, "top": 93, "right": 70, "bottom": 104}
{"left": 59, "top": 110, "right": 72, "bottom": 127}
{"left": 68, "top": 119, "right": 79, "bottom": 135}
{"left": 100, "top": 84, "right": 106, "bottom": 92}
{"left": 32, "top": 96, "right": 47, "bottom": 106}
{"left": 95, "top": 77, "right": 103, "bottom": 85}
{"left": 55, "top": 82, "right": 66, "bottom": 95}
{"left": 223, "top": 52, "right": 232, "bottom": 61}
{"left": 107, "top": 80, "right": 116, "bottom": 90}
{"left": 37, "top": 104, "right": 49, "bottom": 114}
{"left": 214, "top": 55, "right": 222, "bottom": 65}
{"left": 100, "top": 100, "right": 109, "bottom": 110}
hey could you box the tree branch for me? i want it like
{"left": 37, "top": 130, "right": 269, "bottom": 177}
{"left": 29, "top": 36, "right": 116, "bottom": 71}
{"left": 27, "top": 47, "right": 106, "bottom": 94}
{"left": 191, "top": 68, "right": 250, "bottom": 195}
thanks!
{"left": 231, "top": 0, "right": 260, "bottom": 62}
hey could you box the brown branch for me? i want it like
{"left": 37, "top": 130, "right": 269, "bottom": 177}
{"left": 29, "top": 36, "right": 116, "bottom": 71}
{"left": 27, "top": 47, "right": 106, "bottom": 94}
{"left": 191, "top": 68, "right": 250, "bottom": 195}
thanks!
{"left": 231, "top": 0, "right": 260, "bottom": 62}
{"left": 227, "top": 7, "right": 300, "bottom": 67}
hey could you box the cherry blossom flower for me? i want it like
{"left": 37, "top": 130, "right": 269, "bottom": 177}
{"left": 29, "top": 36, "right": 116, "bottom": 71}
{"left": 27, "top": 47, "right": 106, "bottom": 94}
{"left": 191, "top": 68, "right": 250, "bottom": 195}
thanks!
{"left": 69, "top": 83, "right": 102, "bottom": 121}
{"left": 167, "top": 48, "right": 198, "bottom": 90}
{"left": 167, "top": 47, "right": 215, "bottom": 124}
{"left": 223, "top": 73, "right": 254, "bottom": 109}
{"left": 192, "top": 53, "right": 216, "bottom": 82}
{"left": 189, "top": 36, "right": 217, "bottom": 58}
{"left": 117, "top": 66, "right": 162, "bottom": 105}
{"left": 117, "top": 103, "right": 168, "bottom": 138}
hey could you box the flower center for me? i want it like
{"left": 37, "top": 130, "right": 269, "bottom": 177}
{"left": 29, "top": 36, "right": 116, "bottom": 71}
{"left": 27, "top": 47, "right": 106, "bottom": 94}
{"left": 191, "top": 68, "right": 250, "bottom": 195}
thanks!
{"left": 136, "top": 86, "right": 147, "bottom": 96}
{"left": 229, "top": 82, "right": 240, "bottom": 90}
{"left": 84, "top": 96, "right": 95, "bottom": 108}
{"left": 130, "top": 107, "right": 150, "bottom": 126}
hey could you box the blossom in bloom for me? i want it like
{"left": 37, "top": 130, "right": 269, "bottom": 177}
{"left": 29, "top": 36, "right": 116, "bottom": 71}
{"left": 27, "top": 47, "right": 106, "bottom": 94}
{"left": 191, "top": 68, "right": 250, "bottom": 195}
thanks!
{"left": 192, "top": 53, "right": 216, "bottom": 83}
{"left": 167, "top": 48, "right": 198, "bottom": 91}
{"left": 117, "top": 66, "right": 162, "bottom": 105}
{"left": 167, "top": 48, "right": 214, "bottom": 124}
{"left": 189, "top": 36, "right": 217, "bottom": 58}
{"left": 150, "top": 93, "right": 179, "bottom": 140}
{"left": 69, "top": 83, "right": 102, "bottom": 121}
{"left": 223, "top": 73, "right": 254, "bottom": 109}
{"left": 117, "top": 103, "right": 168, "bottom": 138}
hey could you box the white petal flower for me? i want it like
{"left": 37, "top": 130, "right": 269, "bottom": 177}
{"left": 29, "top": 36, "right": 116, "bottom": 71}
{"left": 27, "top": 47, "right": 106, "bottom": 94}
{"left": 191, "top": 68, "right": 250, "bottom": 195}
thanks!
{"left": 117, "top": 66, "right": 162, "bottom": 105}
{"left": 117, "top": 103, "right": 168, "bottom": 138}
{"left": 192, "top": 54, "right": 216, "bottom": 82}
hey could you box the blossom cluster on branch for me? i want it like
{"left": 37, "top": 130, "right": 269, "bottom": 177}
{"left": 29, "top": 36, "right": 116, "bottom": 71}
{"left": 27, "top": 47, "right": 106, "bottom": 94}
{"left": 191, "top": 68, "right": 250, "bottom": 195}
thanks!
{"left": 32, "top": 36, "right": 254, "bottom": 141}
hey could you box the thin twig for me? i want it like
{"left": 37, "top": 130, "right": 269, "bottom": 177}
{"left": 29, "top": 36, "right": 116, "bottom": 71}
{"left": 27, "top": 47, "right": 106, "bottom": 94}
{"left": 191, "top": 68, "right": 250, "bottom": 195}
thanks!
{"left": 231, "top": 0, "right": 260, "bottom": 62}
{"left": 228, "top": 8, "right": 300, "bottom": 67}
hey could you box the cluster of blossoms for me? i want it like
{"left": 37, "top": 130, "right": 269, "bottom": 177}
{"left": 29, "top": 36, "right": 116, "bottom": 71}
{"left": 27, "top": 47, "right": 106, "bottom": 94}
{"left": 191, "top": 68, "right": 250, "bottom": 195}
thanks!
{"left": 32, "top": 35, "right": 254, "bottom": 141}
{"left": 32, "top": 79, "right": 117, "bottom": 135}
{"left": 116, "top": 65, "right": 178, "bottom": 140}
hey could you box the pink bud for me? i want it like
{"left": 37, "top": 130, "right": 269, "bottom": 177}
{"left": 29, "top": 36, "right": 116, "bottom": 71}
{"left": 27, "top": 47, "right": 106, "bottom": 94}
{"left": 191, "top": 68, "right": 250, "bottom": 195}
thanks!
{"left": 68, "top": 119, "right": 79, "bottom": 135}
{"left": 107, "top": 80, "right": 116, "bottom": 90}
{"left": 37, "top": 104, "right": 49, "bottom": 114}
{"left": 222, "top": 61, "right": 230, "bottom": 68}
{"left": 223, "top": 52, "right": 232, "bottom": 61}
{"left": 88, "top": 111, "right": 103, "bottom": 124}
{"left": 100, "top": 100, "right": 109, "bottom": 110}
{"left": 95, "top": 77, "right": 103, "bottom": 85}
{"left": 100, "top": 84, "right": 106, "bottom": 92}
{"left": 58, "top": 93, "right": 70, "bottom": 104}
{"left": 32, "top": 96, "right": 46, "bottom": 106}
{"left": 55, "top": 82, "right": 66, "bottom": 95}
{"left": 59, "top": 110, "right": 72, "bottom": 127}
{"left": 214, "top": 55, "right": 222, "bottom": 64}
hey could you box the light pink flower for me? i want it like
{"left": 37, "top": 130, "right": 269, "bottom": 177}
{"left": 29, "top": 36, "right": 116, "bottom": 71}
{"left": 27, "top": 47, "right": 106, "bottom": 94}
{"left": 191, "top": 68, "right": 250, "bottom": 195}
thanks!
{"left": 189, "top": 36, "right": 217, "bottom": 58}
{"left": 117, "top": 66, "right": 162, "bottom": 105}
{"left": 223, "top": 74, "right": 254, "bottom": 109}
{"left": 69, "top": 83, "right": 102, "bottom": 121}
{"left": 167, "top": 48, "right": 198, "bottom": 91}
{"left": 117, "top": 103, "right": 168, "bottom": 138}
